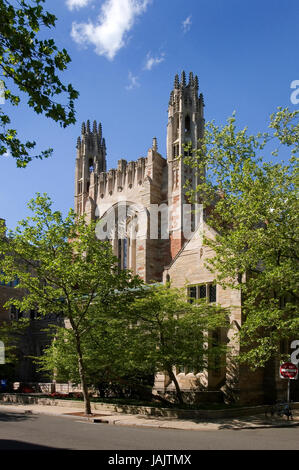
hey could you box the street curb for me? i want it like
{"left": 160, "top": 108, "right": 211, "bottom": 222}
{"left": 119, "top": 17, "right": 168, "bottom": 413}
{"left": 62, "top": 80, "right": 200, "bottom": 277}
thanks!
{"left": 59, "top": 413, "right": 299, "bottom": 431}
{"left": 3, "top": 394, "right": 299, "bottom": 420}
{"left": 1, "top": 405, "right": 298, "bottom": 431}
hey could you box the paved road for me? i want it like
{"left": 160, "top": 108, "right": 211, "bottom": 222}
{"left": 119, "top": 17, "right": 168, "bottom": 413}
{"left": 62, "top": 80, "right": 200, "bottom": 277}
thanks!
{"left": 0, "top": 410, "right": 299, "bottom": 450}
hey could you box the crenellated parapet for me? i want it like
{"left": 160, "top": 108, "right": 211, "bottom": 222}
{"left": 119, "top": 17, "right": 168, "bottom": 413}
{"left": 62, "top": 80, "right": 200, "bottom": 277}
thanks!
{"left": 97, "top": 156, "right": 148, "bottom": 199}
{"left": 85, "top": 135, "right": 166, "bottom": 202}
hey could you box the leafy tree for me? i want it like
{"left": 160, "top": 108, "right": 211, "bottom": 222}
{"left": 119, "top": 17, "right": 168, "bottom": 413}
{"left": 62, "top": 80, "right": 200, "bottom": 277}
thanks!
{"left": 185, "top": 107, "right": 299, "bottom": 368}
{"left": 37, "top": 284, "right": 228, "bottom": 406}
{"left": 37, "top": 316, "right": 156, "bottom": 401}
{"left": 125, "top": 284, "right": 229, "bottom": 405}
{"left": 0, "top": 318, "right": 28, "bottom": 384}
{"left": 0, "top": 194, "right": 140, "bottom": 414}
{"left": 0, "top": 0, "right": 79, "bottom": 167}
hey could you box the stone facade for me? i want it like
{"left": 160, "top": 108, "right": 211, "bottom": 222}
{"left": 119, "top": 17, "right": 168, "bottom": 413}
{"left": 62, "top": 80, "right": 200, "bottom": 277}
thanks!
{"left": 73, "top": 71, "right": 289, "bottom": 404}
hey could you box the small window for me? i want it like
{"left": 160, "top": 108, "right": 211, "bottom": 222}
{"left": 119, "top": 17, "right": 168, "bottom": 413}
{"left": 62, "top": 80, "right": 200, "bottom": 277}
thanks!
{"left": 209, "top": 284, "right": 217, "bottom": 303}
{"left": 185, "top": 115, "right": 191, "bottom": 133}
{"left": 187, "top": 283, "right": 216, "bottom": 303}
{"left": 89, "top": 159, "right": 94, "bottom": 172}
{"left": 199, "top": 285, "right": 206, "bottom": 299}
{"left": 188, "top": 286, "right": 197, "bottom": 303}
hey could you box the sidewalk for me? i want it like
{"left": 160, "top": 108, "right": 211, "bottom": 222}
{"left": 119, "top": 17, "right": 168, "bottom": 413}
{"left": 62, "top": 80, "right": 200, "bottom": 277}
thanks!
{"left": 0, "top": 402, "right": 298, "bottom": 431}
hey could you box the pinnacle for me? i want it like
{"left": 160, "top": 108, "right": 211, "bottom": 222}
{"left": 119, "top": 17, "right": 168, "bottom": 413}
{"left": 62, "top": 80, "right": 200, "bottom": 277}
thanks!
{"left": 93, "top": 120, "right": 97, "bottom": 134}
{"left": 86, "top": 120, "right": 91, "bottom": 134}
{"left": 173, "top": 71, "right": 198, "bottom": 90}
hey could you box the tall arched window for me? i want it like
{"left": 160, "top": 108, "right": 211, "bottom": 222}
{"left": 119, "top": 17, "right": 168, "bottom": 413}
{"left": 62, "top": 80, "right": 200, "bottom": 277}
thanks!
{"left": 185, "top": 115, "right": 190, "bottom": 133}
{"left": 114, "top": 203, "right": 140, "bottom": 273}
{"left": 88, "top": 158, "right": 94, "bottom": 172}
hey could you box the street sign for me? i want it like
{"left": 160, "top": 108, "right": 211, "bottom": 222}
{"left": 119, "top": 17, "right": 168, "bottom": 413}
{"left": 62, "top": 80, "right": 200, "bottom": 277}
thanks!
{"left": 280, "top": 362, "right": 298, "bottom": 380}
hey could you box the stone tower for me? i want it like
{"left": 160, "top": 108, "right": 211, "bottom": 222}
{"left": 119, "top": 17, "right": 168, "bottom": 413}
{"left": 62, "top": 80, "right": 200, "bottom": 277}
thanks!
{"left": 167, "top": 71, "right": 205, "bottom": 258}
{"left": 75, "top": 120, "right": 106, "bottom": 218}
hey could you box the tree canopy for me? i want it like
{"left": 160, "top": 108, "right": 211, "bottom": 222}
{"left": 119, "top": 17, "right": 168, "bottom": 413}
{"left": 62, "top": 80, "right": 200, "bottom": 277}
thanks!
{"left": 0, "top": 0, "right": 79, "bottom": 167}
{"left": 0, "top": 194, "right": 141, "bottom": 413}
{"left": 185, "top": 107, "right": 299, "bottom": 368}
{"left": 38, "top": 283, "right": 229, "bottom": 405}
{"left": 124, "top": 284, "right": 229, "bottom": 404}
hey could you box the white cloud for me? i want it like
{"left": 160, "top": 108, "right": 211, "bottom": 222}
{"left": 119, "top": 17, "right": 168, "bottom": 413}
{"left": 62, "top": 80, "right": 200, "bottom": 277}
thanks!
{"left": 182, "top": 15, "right": 192, "bottom": 34}
{"left": 126, "top": 71, "right": 140, "bottom": 90}
{"left": 71, "top": 0, "right": 151, "bottom": 60}
{"left": 144, "top": 52, "right": 165, "bottom": 71}
{"left": 66, "top": 0, "right": 93, "bottom": 10}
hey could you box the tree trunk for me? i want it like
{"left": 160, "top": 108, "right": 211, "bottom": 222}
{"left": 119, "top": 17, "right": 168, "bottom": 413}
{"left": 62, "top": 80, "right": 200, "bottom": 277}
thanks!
{"left": 167, "top": 367, "right": 184, "bottom": 405}
{"left": 75, "top": 334, "right": 92, "bottom": 415}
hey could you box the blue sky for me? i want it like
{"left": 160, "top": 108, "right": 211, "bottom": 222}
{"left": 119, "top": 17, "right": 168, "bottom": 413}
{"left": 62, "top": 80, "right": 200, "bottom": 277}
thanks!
{"left": 0, "top": 0, "right": 298, "bottom": 229}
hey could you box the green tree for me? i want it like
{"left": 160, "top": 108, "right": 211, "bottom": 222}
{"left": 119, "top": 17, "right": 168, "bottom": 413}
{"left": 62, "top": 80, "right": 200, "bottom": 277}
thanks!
{"left": 0, "top": 318, "right": 28, "bottom": 383}
{"left": 0, "top": 194, "right": 140, "bottom": 414}
{"left": 37, "top": 314, "right": 156, "bottom": 401}
{"left": 185, "top": 107, "right": 299, "bottom": 368}
{"left": 37, "top": 284, "right": 228, "bottom": 406}
{"left": 0, "top": 0, "right": 79, "bottom": 167}
{"left": 126, "top": 284, "right": 228, "bottom": 405}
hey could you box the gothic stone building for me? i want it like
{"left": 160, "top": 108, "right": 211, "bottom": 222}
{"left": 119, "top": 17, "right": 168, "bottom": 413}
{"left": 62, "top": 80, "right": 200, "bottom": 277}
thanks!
{"left": 74, "top": 72, "right": 285, "bottom": 404}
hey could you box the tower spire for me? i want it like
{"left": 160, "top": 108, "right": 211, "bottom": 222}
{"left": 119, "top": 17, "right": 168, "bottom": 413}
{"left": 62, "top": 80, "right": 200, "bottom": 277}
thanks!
{"left": 75, "top": 119, "right": 107, "bottom": 216}
{"left": 167, "top": 71, "right": 204, "bottom": 258}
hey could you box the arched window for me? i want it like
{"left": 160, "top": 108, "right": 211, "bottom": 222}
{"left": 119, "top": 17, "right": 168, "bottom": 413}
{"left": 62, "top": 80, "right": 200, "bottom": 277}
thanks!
{"left": 88, "top": 159, "right": 94, "bottom": 172}
{"left": 175, "top": 114, "right": 179, "bottom": 138}
{"left": 185, "top": 115, "right": 190, "bottom": 133}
